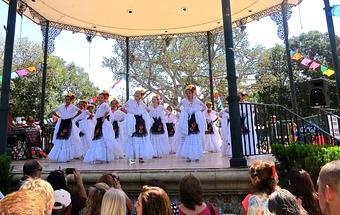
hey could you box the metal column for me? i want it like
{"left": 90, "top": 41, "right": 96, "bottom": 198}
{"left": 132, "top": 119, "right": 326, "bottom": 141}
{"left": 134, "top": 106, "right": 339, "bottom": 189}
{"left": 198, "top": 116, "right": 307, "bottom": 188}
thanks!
{"left": 0, "top": 0, "right": 17, "bottom": 155}
{"left": 125, "top": 37, "right": 130, "bottom": 101}
{"left": 221, "top": 0, "right": 247, "bottom": 167}
{"left": 207, "top": 31, "right": 215, "bottom": 109}
{"left": 40, "top": 21, "right": 49, "bottom": 136}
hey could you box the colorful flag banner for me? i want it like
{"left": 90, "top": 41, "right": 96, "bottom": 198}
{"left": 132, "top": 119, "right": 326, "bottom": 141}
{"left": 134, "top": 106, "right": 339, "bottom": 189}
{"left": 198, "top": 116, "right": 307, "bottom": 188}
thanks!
{"left": 331, "top": 5, "right": 340, "bottom": 16}
{"left": 11, "top": 72, "right": 19, "bottom": 79}
{"left": 291, "top": 53, "right": 304, "bottom": 61}
{"left": 300, "top": 58, "right": 313, "bottom": 67}
{"left": 212, "top": 77, "right": 224, "bottom": 111}
{"left": 321, "top": 65, "right": 328, "bottom": 73}
{"left": 0, "top": 75, "right": 2, "bottom": 82}
{"left": 324, "top": 69, "right": 335, "bottom": 77}
{"left": 290, "top": 50, "right": 296, "bottom": 56}
{"left": 26, "top": 66, "right": 37, "bottom": 73}
{"left": 309, "top": 61, "right": 321, "bottom": 70}
{"left": 16, "top": 69, "right": 29, "bottom": 77}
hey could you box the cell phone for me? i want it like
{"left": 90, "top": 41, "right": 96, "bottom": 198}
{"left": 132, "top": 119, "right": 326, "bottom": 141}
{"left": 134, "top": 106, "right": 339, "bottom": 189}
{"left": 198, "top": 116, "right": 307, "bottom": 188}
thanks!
{"left": 65, "top": 168, "right": 75, "bottom": 175}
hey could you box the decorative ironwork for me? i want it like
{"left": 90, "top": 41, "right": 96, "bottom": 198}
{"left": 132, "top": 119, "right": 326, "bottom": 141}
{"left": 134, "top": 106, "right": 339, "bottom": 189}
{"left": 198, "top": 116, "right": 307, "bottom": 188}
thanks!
{"left": 270, "top": 5, "right": 293, "bottom": 41}
{"left": 41, "top": 22, "right": 62, "bottom": 55}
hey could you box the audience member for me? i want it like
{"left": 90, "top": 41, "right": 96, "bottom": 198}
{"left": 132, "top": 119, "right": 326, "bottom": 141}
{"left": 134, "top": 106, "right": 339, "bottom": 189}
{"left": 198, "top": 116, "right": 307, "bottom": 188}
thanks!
{"left": 318, "top": 159, "right": 340, "bottom": 215}
{"left": 0, "top": 191, "right": 4, "bottom": 200}
{"left": 247, "top": 160, "right": 279, "bottom": 215}
{"left": 47, "top": 169, "right": 87, "bottom": 214}
{"left": 16, "top": 160, "right": 43, "bottom": 189}
{"left": 52, "top": 189, "right": 72, "bottom": 215}
{"left": 289, "top": 169, "right": 321, "bottom": 215}
{"left": 100, "top": 188, "right": 126, "bottom": 215}
{"left": 19, "top": 178, "right": 54, "bottom": 215}
{"left": 268, "top": 189, "right": 307, "bottom": 215}
{"left": 81, "top": 182, "right": 109, "bottom": 215}
{"left": 135, "top": 186, "right": 172, "bottom": 215}
{"left": 97, "top": 173, "right": 133, "bottom": 213}
{"left": 178, "top": 174, "right": 219, "bottom": 215}
{"left": 0, "top": 189, "right": 48, "bottom": 215}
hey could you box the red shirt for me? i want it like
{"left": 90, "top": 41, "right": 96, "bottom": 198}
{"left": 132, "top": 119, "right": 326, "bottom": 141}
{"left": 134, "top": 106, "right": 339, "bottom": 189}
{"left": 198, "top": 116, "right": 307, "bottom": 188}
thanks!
{"left": 179, "top": 204, "right": 219, "bottom": 215}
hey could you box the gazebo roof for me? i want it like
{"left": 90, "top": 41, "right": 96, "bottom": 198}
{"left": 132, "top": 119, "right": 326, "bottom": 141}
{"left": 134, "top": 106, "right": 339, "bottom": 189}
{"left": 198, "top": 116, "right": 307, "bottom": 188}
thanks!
{"left": 5, "top": 0, "right": 301, "bottom": 39}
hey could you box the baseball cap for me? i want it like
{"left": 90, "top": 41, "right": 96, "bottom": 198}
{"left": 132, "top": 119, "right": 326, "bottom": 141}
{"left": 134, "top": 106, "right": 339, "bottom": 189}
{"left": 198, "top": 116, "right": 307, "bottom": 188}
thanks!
{"left": 54, "top": 189, "right": 71, "bottom": 209}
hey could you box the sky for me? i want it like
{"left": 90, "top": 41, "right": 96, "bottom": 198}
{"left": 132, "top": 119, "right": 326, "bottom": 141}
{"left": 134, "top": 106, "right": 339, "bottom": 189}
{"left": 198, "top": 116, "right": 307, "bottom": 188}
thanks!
{"left": 0, "top": 0, "right": 339, "bottom": 98}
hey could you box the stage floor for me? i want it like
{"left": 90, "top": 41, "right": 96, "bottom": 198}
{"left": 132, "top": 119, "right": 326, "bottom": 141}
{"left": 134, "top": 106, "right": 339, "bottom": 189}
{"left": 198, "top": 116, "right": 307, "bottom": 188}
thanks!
{"left": 11, "top": 153, "right": 274, "bottom": 174}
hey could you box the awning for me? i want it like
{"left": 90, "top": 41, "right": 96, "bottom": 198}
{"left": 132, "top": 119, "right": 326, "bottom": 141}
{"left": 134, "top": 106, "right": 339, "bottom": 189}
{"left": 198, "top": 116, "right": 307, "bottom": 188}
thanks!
{"left": 4, "top": 0, "right": 301, "bottom": 39}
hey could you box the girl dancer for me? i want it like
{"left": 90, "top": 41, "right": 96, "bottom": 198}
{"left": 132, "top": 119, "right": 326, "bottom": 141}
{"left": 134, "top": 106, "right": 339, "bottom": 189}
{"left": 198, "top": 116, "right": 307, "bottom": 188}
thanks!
{"left": 203, "top": 101, "right": 222, "bottom": 153}
{"left": 148, "top": 95, "right": 170, "bottom": 158}
{"left": 48, "top": 93, "right": 82, "bottom": 162}
{"left": 84, "top": 91, "right": 115, "bottom": 163}
{"left": 176, "top": 85, "right": 206, "bottom": 162}
{"left": 122, "top": 89, "right": 154, "bottom": 163}
{"left": 109, "top": 98, "right": 126, "bottom": 159}
{"left": 74, "top": 100, "right": 93, "bottom": 157}
{"left": 219, "top": 107, "right": 232, "bottom": 157}
{"left": 165, "top": 106, "right": 177, "bottom": 154}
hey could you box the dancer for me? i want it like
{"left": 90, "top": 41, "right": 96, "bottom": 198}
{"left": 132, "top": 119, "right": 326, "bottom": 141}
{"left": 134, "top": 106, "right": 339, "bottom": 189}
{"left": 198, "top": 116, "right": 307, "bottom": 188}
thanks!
{"left": 122, "top": 90, "right": 154, "bottom": 163}
{"left": 74, "top": 100, "right": 93, "bottom": 157}
{"left": 239, "top": 92, "right": 258, "bottom": 156}
{"left": 176, "top": 85, "right": 206, "bottom": 162}
{"left": 165, "top": 106, "right": 177, "bottom": 154}
{"left": 203, "top": 101, "right": 222, "bottom": 153}
{"left": 48, "top": 93, "right": 82, "bottom": 162}
{"left": 86, "top": 104, "right": 96, "bottom": 138}
{"left": 84, "top": 91, "right": 115, "bottom": 163}
{"left": 109, "top": 98, "right": 126, "bottom": 159}
{"left": 148, "top": 95, "right": 170, "bottom": 158}
{"left": 219, "top": 107, "right": 232, "bottom": 157}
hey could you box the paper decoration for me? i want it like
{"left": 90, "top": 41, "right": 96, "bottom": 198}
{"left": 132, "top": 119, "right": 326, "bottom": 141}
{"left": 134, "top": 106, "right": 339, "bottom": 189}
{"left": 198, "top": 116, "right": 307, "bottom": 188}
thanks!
{"left": 212, "top": 77, "right": 224, "bottom": 111}
{"left": 11, "top": 72, "right": 19, "bottom": 79}
{"left": 290, "top": 50, "right": 296, "bottom": 56}
{"left": 88, "top": 96, "right": 97, "bottom": 103}
{"left": 26, "top": 66, "right": 37, "bottom": 73}
{"left": 324, "top": 69, "right": 335, "bottom": 77}
{"left": 291, "top": 53, "right": 304, "bottom": 61}
{"left": 321, "top": 65, "right": 328, "bottom": 73}
{"left": 0, "top": 75, "right": 2, "bottom": 82}
{"left": 16, "top": 69, "right": 29, "bottom": 77}
{"left": 309, "top": 62, "right": 321, "bottom": 70}
{"left": 300, "top": 58, "right": 312, "bottom": 67}
{"left": 331, "top": 5, "right": 340, "bottom": 17}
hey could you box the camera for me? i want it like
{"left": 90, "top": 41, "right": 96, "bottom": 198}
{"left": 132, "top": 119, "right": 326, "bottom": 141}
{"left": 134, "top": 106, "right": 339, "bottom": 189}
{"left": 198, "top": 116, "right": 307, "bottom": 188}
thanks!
{"left": 65, "top": 168, "right": 75, "bottom": 175}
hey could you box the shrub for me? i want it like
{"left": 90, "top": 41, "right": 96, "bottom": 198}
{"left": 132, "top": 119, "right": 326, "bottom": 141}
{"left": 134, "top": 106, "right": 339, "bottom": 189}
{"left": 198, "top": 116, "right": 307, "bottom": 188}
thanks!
{"left": 271, "top": 143, "right": 340, "bottom": 187}
{"left": 0, "top": 155, "right": 13, "bottom": 194}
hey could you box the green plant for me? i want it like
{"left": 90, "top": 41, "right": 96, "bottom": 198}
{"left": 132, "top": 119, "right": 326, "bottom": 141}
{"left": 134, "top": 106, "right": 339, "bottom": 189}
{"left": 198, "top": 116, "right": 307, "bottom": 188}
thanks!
{"left": 0, "top": 155, "right": 13, "bottom": 195}
{"left": 271, "top": 143, "right": 340, "bottom": 187}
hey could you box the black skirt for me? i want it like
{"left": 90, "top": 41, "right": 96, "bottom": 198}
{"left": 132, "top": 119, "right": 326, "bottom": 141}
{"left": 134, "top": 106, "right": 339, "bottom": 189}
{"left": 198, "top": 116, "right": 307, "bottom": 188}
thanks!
{"left": 112, "top": 120, "right": 119, "bottom": 138}
{"left": 56, "top": 118, "right": 72, "bottom": 140}
{"left": 188, "top": 114, "right": 199, "bottom": 135}
{"left": 151, "top": 117, "right": 165, "bottom": 135}
{"left": 93, "top": 117, "right": 104, "bottom": 140}
{"left": 166, "top": 123, "right": 175, "bottom": 137}
{"left": 132, "top": 115, "right": 147, "bottom": 137}
{"left": 205, "top": 121, "right": 214, "bottom": 134}
{"left": 75, "top": 120, "right": 85, "bottom": 137}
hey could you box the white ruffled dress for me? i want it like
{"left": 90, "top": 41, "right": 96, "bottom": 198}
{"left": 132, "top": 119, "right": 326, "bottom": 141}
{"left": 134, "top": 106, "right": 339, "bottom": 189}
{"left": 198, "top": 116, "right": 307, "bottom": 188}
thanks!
{"left": 123, "top": 99, "right": 154, "bottom": 160}
{"left": 83, "top": 102, "right": 115, "bottom": 163}
{"left": 109, "top": 109, "right": 126, "bottom": 158}
{"left": 203, "top": 110, "right": 222, "bottom": 152}
{"left": 219, "top": 108, "right": 232, "bottom": 156}
{"left": 240, "top": 102, "right": 258, "bottom": 156}
{"left": 48, "top": 104, "right": 83, "bottom": 162}
{"left": 74, "top": 109, "right": 93, "bottom": 156}
{"left": 176, "top": 98, "right": 206, "bottom": 160}
{"left": 148, "top": 105, "right": 170, "bottom": 157}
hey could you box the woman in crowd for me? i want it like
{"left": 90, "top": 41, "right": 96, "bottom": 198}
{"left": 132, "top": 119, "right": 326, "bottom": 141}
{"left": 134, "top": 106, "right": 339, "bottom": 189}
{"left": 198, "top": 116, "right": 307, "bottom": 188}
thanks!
{"left": 48, "top": 93, "right": 82, "bottom": 162}
{"left": 135, "top": 186, "right": 172, "bottom": 215}
{"left": 165, "top": 106, "right": 177, "bottom": 154}
{"left": 203, "top": 101, "right": 221, "bottom": 153}
{"left": 268, "top": 189, "right": 307, "bottom": 215}
{"left": 82, "top": 183, "right": 109, "bottom": 215}
{"left": 246, "top": 160, "right": 279, "bottom": 215}
{"left": 74, "top": 100, "right": 93, "bottom": 157}
{"left": 289, "top": 169, "right": 321, "bottom": 215}
{"left": 179, "top": 174, "right": 219, "bottom": 215}
{"left": 122, "top": 89, "right": 154, "bottom": 163}
{"left": 84, "top": 91, "right": 115, "bottom": 163}
{"left": 176, "top": 85, "right": 206, "bottom": 162}
{"left": 219, "top": 107, "right": 232, "bottom": 157}
{"left": 148, "top": 95, "right": 170, "bottom": 158}
{"left": 109, "top": 98, "right": 126, "bottom": 159}
{"left": 100, "top": 188, "right": 126, "bottom": 215}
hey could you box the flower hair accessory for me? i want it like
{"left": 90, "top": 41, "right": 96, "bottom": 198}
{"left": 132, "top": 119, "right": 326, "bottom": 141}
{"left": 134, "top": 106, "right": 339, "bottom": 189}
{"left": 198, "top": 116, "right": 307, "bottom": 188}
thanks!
{"left": 185, "top": 84, "right": 196, "bottom": 92}
{"left": 66, "top": 92, "right": 75, "bottom": 101}
{"left": 206, "top": 101, "right": 212, "bottom": 106}
{"left": 271, "top": 165, "right": 277, "bottom": 179}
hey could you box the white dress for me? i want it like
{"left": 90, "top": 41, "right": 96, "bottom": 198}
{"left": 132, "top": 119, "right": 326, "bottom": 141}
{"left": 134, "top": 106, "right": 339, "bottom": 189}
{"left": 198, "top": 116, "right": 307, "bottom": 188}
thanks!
{"left": 74, "top": 109, "right": 93, "bottom": 156}
{"left": 166, "top": 111, "right": 177, "bottom": 153}
{"left": 148, "top": 105, "right": 170, "bottom": 157}
{"left": 219, "top": 108, "right": 232, "bottom": 156}
{"left": 203, "top": 110, "right": 222, "bottom": 152}
{"left": 123, "top": 99, "right": 154, "bottom": 160}
{"left": 83, "top": 102, "right": 115, "bottom": 163}
{"left": 176, "top": 98, "right": 206, "bottom": 160}
{"left": 48, "top": 104, "right": 82, "bottom": 162}
{"left": 109, "top": 109, "right": 126, "bottom": 158}
{"left": 240, "top": 102, "right": 258, "bottom": 156}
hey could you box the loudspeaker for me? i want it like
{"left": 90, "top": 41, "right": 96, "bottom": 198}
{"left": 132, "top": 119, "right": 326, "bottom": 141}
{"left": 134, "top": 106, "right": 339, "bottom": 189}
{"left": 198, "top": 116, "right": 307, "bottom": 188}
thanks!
{"left": 309, "top": 78, "right": 329, "bottom": 107}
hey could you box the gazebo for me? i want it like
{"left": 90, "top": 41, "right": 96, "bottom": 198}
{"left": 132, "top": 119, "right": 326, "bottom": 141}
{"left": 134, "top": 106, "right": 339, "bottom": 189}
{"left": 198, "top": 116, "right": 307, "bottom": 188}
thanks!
{"left": 0, "top": 0, "right": 302, "bottom": 167}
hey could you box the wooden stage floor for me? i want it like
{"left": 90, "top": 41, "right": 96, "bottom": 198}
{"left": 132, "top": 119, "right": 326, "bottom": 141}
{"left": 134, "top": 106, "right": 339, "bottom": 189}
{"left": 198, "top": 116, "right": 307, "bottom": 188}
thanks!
{"left": 11, "top": 153, "right": 274, "bottom": 174}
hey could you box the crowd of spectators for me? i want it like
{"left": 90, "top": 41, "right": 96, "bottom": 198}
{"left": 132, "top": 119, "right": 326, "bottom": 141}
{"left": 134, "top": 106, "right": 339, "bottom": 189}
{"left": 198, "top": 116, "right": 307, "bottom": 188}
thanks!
{"left": 0, "top": 159, "right": 340, "bottom": 215}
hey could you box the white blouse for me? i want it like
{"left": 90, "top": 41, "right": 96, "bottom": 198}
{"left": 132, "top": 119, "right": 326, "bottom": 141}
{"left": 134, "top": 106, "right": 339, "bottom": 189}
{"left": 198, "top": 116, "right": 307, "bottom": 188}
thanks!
{"left": 95, "top": 102, "right": 110, "bottom": 118}
{"left": 204, "top": 110, "right": 218, "bottom": 122}
{"left": 176, "top": 98, "right": 207, "bottom": 114}
{"left": 166, "top": 111, "right": 177, "bottom": 124}
{"left": 109, "top": 109, "right": 126, "bottom": 123}
{"left": 122, "top": 99, "right": 148, "bottom": 115}
{"left": 148, "top": 105, "right": 166, "bottom": 120}
{"left": 54, "top": 104, "right": 80, "bottom": 120}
